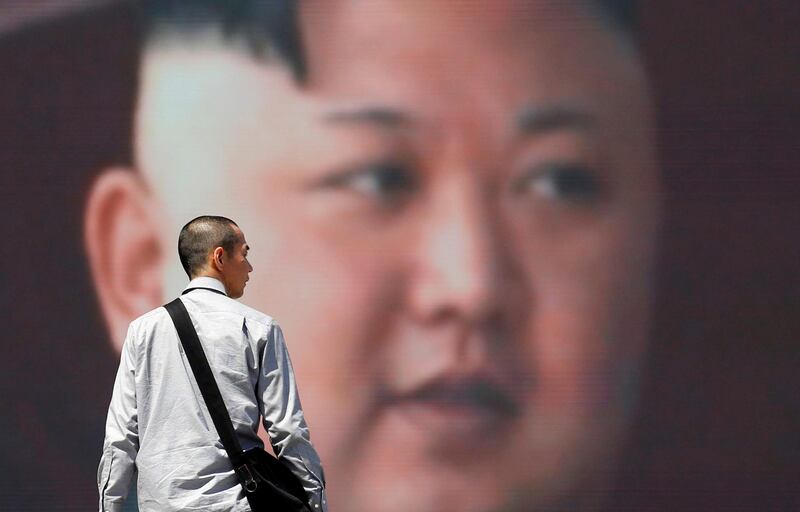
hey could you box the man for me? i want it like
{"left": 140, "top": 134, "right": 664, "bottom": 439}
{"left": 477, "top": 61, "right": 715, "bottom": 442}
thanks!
{"left": 85, "top": 1, "right": 659, "bottom": 511}
{"left": 97, "top": 216, "right": 328, "bottom": 511}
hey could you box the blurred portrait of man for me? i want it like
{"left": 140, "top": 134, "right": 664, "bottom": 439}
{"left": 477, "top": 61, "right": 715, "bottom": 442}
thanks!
{"left": 81, "top": 1, "right": 658, "bottom": 511}
{"left": 6, "top": 0, "right": 799, "bottom": 511}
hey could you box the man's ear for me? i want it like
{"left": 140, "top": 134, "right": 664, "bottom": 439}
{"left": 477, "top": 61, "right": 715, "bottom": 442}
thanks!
{"left": 212, "top": 246, "right": 226, "bottom": 272}
{"left": 84, "top": 167, "right": 165, "bottom": 353}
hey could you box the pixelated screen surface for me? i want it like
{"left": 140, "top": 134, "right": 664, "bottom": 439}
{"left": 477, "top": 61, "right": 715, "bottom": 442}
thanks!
{"left": 1, "top": 1, "right": 798, "bottom": 511}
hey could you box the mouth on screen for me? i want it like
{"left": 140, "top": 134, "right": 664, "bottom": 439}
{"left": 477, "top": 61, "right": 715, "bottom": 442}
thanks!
{"left": 387, "top": 373, "right": 521, "bottom": 437}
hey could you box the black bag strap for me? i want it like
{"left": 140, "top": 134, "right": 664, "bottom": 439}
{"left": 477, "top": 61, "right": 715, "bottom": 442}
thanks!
{"left": 163, "top": 298, "right": 245, "bottom": 464}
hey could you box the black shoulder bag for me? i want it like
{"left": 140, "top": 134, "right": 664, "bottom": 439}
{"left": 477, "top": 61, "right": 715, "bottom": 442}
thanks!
{"left": 164, "top": 298, "right": 312, "bottom": 512}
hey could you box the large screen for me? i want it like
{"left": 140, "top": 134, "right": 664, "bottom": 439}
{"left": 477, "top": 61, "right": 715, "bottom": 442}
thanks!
{"left": 1, "top": 1, "right": 797, "bottom": 511}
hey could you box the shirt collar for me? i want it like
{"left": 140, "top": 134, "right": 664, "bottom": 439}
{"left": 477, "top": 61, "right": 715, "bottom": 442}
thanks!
{"left": 183, "top": 276, "right": 228, "bottom": 296}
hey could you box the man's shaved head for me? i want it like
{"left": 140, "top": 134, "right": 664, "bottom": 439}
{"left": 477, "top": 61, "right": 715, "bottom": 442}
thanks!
{"left": 178, "top": 215, "right": 240, "bottom": 277}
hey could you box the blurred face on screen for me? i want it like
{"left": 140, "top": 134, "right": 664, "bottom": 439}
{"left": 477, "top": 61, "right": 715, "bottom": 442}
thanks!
{"left": 87, "top": 1, "right": 659, "bottom": 511}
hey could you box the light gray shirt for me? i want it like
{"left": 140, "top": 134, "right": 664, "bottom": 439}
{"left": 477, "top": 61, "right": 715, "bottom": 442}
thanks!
{"left": 98, "top": 277, "right": 328, "bottom": 512}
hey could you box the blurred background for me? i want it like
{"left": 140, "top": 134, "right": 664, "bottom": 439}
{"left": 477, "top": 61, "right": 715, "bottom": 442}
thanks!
{"left": 1, "top": 1, "right": 798, "bottom": 511}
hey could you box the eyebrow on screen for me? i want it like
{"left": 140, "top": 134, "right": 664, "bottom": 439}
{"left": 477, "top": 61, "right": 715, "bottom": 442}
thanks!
{"left": 320, "top": 103, "right": 592, "bottom": 133}
{"left": 516, "top": 104, "right": 595, "bottom": 134}
{"left": 321, "top": 105, "right": 412, "bottom": 128}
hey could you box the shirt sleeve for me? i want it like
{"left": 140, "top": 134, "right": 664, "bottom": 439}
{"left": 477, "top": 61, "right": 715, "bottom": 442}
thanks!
{"left": 97, "top": 323, "right": 140, "bottom": 512}
{"left": 258, "top": 321, "right": 329, "bottom": 512}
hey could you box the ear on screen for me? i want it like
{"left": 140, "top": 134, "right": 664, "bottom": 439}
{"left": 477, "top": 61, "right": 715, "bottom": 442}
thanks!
{"left": 84, "top": 167, "right": 165, "bottom": 353}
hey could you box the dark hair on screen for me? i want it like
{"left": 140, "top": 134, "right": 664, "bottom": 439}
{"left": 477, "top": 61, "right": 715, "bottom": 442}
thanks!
{"left": 178, "top": 215, "right": 241, "bottom": 278}
{"left": 141, "top": 0, "right": 639, "bottom": 83}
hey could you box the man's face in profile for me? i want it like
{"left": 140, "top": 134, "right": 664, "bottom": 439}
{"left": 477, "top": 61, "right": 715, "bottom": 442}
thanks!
{"left": 87, "top": 1, "right": 659, "bottom": 511}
